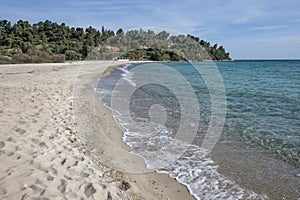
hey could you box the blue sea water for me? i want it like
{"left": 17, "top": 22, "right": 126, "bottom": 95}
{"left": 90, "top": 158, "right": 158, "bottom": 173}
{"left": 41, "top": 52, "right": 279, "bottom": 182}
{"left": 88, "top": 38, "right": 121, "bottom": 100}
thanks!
{"left": 220, "top": 60, "right": 299, "bottom": 163}
{"left": 97, "top": 60, "right": 299, "bottom": 199}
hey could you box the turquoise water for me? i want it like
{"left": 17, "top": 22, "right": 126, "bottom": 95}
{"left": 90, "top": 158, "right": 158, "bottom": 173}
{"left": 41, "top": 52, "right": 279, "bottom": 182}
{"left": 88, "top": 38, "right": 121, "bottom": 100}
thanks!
{"left": 219, "top": 60, "right": 299, "bottom": 164}
{"left": 97, "top": 60, "right": 299, "bottom": 199}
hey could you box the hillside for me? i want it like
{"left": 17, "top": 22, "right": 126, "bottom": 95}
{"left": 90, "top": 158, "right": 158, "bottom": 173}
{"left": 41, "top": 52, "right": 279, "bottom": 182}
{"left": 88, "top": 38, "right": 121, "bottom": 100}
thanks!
{"left": 0, "top": 20, "right": 231, "bottom": 64}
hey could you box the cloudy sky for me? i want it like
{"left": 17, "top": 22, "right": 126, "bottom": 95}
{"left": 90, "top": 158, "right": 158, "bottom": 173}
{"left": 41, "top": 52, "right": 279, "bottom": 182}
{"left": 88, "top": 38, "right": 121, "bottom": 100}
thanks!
{"left": 1, "top": 0, "right": 300, "bottom": 59}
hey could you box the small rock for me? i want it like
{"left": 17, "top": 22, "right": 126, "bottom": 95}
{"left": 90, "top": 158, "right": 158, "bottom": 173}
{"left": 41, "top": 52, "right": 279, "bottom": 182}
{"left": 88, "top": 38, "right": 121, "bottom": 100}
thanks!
{"left": 84, "top": 183, "right": 96, "bottom": 198}
{"left": 296, "top": 174, "right": 300, "bottom": 177}
{"left": 119, "top": 180, "right": 130, "bottom": 191}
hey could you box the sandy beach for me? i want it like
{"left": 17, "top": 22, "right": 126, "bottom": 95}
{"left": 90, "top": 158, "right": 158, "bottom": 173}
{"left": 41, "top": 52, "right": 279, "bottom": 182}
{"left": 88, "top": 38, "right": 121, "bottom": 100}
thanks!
{"left": 0, "top": 61, "right": 194, "bottom": 200}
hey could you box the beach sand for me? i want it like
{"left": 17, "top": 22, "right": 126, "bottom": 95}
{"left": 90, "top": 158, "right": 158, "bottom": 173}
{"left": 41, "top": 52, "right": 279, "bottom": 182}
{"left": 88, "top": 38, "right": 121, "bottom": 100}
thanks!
{"left": 0, "top": 61, "right": 194, "bottom": 200}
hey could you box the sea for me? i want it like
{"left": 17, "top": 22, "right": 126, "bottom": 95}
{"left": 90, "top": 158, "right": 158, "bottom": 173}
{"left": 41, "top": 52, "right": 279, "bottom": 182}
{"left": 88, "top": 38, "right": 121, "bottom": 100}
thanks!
{"left": 96, "top": 60, "right": 300, "bottom": 200}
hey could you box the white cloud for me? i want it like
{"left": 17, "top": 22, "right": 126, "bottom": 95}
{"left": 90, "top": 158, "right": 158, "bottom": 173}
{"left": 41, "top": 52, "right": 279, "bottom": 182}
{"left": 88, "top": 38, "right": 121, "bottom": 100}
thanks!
{"left": 250, "top": 25, "right": 286, "bottom": 31}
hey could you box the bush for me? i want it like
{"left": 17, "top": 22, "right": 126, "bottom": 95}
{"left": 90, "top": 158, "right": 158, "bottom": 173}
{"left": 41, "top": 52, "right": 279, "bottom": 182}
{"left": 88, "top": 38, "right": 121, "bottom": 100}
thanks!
{"left": 0, "top": 49, "right": 66, "bottom": 64}
{"left": 65, "top": 50, "right": 81, "bottom": 60}
{"left": 0, "top": 56, "right": 13, "bottom": 64}
{"left": 51, "top": 54, "right": 65, "bottom": 63}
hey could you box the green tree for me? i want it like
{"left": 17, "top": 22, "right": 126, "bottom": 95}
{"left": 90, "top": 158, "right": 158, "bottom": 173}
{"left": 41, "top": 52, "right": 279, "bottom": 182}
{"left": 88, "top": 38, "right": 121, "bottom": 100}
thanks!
{"left": 116, "top": 28, "right": 124, "bottom": 35}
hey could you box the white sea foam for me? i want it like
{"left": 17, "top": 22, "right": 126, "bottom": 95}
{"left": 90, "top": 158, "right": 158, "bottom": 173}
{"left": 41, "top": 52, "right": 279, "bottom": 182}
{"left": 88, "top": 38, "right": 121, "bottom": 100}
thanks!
{"left": 118, "top": 65, "right": 136, "bottom": 87}
{"left": 121, "top": 123, "right": 267, "bottom": 200}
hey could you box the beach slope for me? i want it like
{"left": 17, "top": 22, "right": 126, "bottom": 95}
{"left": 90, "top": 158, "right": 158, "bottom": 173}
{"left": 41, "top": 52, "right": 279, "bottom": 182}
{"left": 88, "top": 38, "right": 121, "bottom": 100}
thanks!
{"left": 0, "top": 61, "right": 193, "bottom": 200}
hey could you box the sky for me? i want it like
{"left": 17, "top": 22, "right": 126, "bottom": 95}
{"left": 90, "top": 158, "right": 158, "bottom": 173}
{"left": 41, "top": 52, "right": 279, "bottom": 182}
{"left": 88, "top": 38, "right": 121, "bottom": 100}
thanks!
{"left": 1, "top": 0, "right": 300, "bottom": 59}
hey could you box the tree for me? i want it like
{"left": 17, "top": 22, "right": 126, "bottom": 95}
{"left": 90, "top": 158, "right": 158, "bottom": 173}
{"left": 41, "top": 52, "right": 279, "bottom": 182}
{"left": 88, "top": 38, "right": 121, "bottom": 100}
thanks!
{"left": 156, "top": 31, "right": 170, "bottom": 40}
{"left": 116, "top": 28, "right": 124, "bottom": 35}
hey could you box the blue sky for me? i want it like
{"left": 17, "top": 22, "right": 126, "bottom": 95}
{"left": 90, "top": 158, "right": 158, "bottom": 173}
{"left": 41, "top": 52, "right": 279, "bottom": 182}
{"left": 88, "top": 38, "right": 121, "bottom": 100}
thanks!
{"left": 1, "top": 0, "right": 300, "bottom": 59}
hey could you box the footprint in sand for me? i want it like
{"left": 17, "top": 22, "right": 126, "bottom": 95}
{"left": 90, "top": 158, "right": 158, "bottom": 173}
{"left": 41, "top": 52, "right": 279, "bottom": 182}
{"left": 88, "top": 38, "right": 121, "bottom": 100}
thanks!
{"left": 84, "top": 183, "right": 96, "bottom": 198}
{"left": 15, "top": 128, "right": 26, "bottom": 135}
{"left": 39, "top": 142, "right": 48, "bottom": 149}
{"left": 7, "top": 152, "right": 14, "bottom": 157}
{"left": 31, "top": 138, "right": 40, "bottom": 145}
{"left": 57, "top": 179, "right": 67, "bottom": 194}
{"left": 7, "top": 137, "right": 16, "bottom": 143}
{"left": 29, "top": 184, "right": 44, "bottom": 195}
{"left": 0, "top": 141, "right": 5, "bottom": 149}
{"left": 47, "top": 175, "right": 54, "bottom": 181}
{"left": 0, "top": 188, "right": 7, "bottom": 196}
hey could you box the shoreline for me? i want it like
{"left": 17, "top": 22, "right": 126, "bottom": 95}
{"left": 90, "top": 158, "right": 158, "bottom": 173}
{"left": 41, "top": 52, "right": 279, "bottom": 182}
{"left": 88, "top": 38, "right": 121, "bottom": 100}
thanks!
{"left": 74, "top": 60, "right": 195, "bottom": 200}
{"left": 0, "top": 61, "right": 195, "bottom": 199}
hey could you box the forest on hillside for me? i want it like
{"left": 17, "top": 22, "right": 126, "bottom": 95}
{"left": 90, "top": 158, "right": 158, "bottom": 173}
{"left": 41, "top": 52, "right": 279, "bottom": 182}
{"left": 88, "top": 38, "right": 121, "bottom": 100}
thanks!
{"left": 0, "top": 20, "right": 231, "bottom": 64}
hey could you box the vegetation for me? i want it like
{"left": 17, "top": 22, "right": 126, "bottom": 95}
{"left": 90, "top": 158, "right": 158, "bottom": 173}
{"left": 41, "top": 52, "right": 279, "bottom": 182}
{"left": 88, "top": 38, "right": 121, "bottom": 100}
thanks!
{"left": 0, "top": 19, "right": 114, "bottom": 63}
{"left": 114, "top": 32, "right": 231, "bottom": 61}
{"left": 122, "top": 48, "right": 188, "bottom": 61}
{"left": 82, "top": 29, "right": 231, "bottom": 61}
{"left": 0, "top": 20, "right": 231, "bottom": 64}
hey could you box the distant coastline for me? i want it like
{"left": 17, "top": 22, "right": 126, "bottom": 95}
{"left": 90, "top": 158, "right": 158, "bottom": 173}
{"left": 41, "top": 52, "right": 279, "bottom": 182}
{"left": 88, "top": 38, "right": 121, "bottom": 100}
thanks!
{"left": 234, "top": 59, "right": 300, "bottom": 61}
